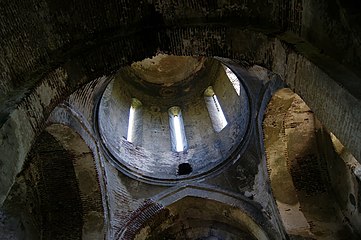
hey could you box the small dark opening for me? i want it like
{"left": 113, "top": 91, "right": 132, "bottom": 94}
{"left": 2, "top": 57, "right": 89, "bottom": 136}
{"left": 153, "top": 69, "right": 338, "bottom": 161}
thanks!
{"left": 177, "top": 163, "right": 192, "bottom": 175}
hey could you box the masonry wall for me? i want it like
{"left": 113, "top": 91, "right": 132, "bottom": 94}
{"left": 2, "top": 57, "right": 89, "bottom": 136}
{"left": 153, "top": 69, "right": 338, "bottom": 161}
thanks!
{"left": 0, "top": 0, "right": 361, "bottom": 221}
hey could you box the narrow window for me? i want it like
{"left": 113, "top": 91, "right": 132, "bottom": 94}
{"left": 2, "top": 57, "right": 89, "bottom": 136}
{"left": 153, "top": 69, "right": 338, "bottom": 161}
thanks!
{"left": 168, "top": 106, "right": 188, "bottom": 152}
{"left": 223, "top": 65, "right": 240, "bottom": 96}
{"left": 127, "top": 98, "right": 143, "bottom": 144}
{"left": 204, "top": 86, "right": 228, "bottom": 132}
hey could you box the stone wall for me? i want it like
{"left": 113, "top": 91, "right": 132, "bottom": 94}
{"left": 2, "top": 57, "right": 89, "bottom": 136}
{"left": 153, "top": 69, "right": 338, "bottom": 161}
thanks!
{"left": 0, "top": 2, "right": 360, "bottom": 238}
{"left": 264, "top": 88, "right": 360, "bottom": 239}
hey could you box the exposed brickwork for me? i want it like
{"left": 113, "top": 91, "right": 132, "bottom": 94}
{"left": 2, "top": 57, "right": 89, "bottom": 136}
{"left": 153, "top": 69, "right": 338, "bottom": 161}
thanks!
{"left": 0, "top": 67, "right": 69, "bottom": 205}
{"left": 4, "top": 131, "right": 84, "bottom": 239}
{"left": 47, "top": 103, "right": 111, "bottom": 238}
{"left": 290, "top": 154, "right": 326, "bottom": 195}
{"left": 0, "top": 1, "right": 361, "bottom": 239}
{"left": 0, "top": 0, "right": 360, "bottom": 112}
{"left": 119, "top": 199, "right": 166, "bottom": 239}
{"left": 35, "top": 132, "right": 83, "bottom": 239}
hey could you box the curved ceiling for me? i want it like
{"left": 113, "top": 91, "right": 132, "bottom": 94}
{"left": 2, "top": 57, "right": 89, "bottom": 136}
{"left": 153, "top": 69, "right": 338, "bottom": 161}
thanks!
{"left": 97, "top": 55, "right": 251, "bottom": 184}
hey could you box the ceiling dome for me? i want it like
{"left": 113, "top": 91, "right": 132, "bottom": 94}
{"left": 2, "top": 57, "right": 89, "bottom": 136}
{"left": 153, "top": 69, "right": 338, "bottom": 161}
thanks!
{"left": 97, "top": 54, "right": 250, "bottom": 185}
{"left": 130, "top": 54, "right": 205, "bottom": 85}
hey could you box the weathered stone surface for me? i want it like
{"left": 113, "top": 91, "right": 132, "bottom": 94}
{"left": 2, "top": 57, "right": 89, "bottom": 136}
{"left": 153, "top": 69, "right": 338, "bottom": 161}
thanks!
{"left": 0, "top": 0, "right": 360, "bottom": 239}
{"left": 263, "top": 89, "right": 360, "bottom": 239}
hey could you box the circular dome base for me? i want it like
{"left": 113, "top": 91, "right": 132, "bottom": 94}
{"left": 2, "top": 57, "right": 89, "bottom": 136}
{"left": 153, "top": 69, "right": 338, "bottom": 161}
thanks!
{"left": 97, "top": 56, "right": 251, "bottom": 185}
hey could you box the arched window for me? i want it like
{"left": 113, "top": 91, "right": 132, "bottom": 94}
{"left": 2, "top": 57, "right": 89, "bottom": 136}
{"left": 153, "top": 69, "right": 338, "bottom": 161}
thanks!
{"left": 223, "top": 65, "right": 240, "bottom": 96}
{"left": 204, "top": 86, "right": 228, "bottom": 132}
{"left": 127, "top": 98, "right": 143, "bottom": 145}
{"left": 168, "top": 106, "right": 188, "bottom": 152}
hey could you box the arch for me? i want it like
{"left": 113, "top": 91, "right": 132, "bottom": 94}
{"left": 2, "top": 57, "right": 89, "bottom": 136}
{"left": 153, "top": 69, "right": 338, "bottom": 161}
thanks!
{"left": 0, "top": 3, "right": 360, "bottom": 240}
{"left": 1, "top": 124, "right": 105, "bottom": 239}
{"left": 126, "top": 98, "right": 143, "bottom": 145}
{"left": 1, "top": 24, "right": 360, "bottom": 206}
{"left": 46, "top": 124, "right": 105, "bottom": 239}
{"left": 168, "top": 106, "right": 188, "bottom": 152}
{"left": 0, "top": 5, "right": 360, "bottom": 215}
{"left": 119, "top": 184, "right": 282, "bottom": 240}
{"left": 204, "top": 86, "right": 228, "bottom": 132}
{"left": 263, "top": 88, "right": 360, "bottom": 239}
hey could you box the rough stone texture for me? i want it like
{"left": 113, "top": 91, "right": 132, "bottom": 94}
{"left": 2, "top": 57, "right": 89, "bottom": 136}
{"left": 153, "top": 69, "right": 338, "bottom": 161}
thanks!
{"left": 4, "top": 56, "right": 357, "bottom": 239}
{"left": 0, "top": 68, "right": 69, "bottom": 205}
{"left": 300, "top": 0, "right": 361, "bottom": 73}
{"left": 98, "top": 58, "right": 250, "bottom": 183}
{"left": 0, "top": 1, "right": 361, "bottom": 239}
{"left": 43, "top": 60, "right": 287, "bottom": 239}
{"left": 127, "top": 185, "right": 281, "bottom": 240}
{"left": 0, "top": 124, "right": 105, "bottom": 240}
{"left": 317, "top": 131, "right": 361, "bottom": 237}
{"left": 1, "top": 131, "right": 83, "bottom": 240}
{"left": 47, "top": 77, "right": 166, "bottom": 239}
{"left": 271, "top": 37, "right": 361, "bottom": 166}
{"left": 134, "top": 197, "right": 259, "bottom": 239}
{"left": 1, "top": 0, "right": 361, "bottom": 207}
{"left": 264, "top": 89, "right": 360, "bottom": 239}
{"left": 47, "top": 124, "right": 105, "bottom": 240}
{"left": 130, "top": 54, "right": 205, "bottom": 85}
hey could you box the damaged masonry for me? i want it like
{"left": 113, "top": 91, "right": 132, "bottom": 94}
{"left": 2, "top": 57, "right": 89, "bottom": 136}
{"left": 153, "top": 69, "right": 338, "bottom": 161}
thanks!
{"left": 1, "top": 1, "right": 361, "bottom": 240}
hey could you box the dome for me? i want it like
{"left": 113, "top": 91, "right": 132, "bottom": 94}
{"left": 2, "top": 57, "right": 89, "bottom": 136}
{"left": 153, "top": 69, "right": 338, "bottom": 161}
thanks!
{"left": 97, "top": 54, "right": 250, "bottom": 185}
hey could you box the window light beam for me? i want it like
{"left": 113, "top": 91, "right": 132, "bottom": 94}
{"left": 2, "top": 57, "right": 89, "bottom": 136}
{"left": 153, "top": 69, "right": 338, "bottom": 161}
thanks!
{"left": 204, "top": 86, "right": 228, "bottom": 132}
{"left": 223, "top": 65, "right": 240, "bottom": 96}
{"left": 127, "top": 98, "right": 143, "bottom": 144}
{"left": 168, "top": 106, "right": 188, "bottom": 152}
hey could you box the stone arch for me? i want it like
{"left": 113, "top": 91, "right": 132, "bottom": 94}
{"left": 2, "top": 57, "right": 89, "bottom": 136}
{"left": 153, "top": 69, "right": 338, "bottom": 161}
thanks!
{"left": 46, "top": 124, "right": 105, "bottom": 239}
{"left": 1, "top": 123, "right": 105, "bottom": 239}
{"left": 1, "top": 23, "right": 360, "bottom": 206}
{"left": 0, "top": 3, "right": 360, "bottom": 240}
{"left": 263, "top": 88, "right": 360, "bottom": 239}
{"left": 1, "top": 0, "right": 361, "bottom": 208}
{"left": 0, "top": 27, "right": 271, "bottom": 205}
{"left": 118, "top": 184, "right": 282, "bottom": 240}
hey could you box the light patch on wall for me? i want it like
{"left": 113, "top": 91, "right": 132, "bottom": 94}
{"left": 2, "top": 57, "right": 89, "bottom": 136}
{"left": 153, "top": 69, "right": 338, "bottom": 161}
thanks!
{"left": 330, "top": 132, "right": 361, "bottom": 175}
{"left": 168, "top": 106, "right": 188, "bottom": 152}
{"left": 223, "top": 65, "right": 240, "bottom": 96}
{"left": 204, "top": 86, "right": 228, "bottom": 132}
